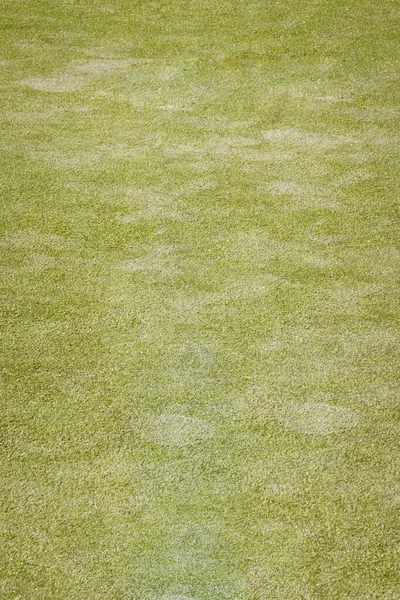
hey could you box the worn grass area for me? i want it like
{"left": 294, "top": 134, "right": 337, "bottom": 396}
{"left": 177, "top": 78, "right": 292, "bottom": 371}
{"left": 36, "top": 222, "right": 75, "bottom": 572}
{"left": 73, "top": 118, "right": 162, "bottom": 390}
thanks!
{"left": 0, "top": 1, "right": 399, "bottom": 598}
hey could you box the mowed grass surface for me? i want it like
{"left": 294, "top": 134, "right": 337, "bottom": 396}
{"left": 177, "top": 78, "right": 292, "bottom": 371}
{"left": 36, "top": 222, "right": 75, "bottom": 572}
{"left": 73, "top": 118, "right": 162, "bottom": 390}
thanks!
{"left": 0, "top": 1, "right": 399, "bottom": 598}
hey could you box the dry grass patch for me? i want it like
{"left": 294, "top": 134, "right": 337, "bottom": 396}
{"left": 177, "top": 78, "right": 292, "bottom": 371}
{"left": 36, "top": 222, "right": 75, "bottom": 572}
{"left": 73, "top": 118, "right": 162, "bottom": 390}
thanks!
{"left": 140, "top": 414, "right": 215, "bottom": 447}
{"left": 24, "top": 74, "right": 84, "bottom": 93}
{"left": 0, "top": 230, "right": 73, "bottom": 250}
{"left": 262, "top": 128, "right": 356, "bottom": 150}
{"left": 74, "top": 59, "right": 132, "bottom": 74}
{"left": 275, "top": 402, "right": 358, "bottom": 435}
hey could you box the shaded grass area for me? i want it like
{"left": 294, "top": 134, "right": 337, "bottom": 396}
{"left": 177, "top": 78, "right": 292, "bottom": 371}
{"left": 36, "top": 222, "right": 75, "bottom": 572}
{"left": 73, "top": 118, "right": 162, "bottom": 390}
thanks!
{"left": 0, "top": 0, "right": 399, "bottom": 598}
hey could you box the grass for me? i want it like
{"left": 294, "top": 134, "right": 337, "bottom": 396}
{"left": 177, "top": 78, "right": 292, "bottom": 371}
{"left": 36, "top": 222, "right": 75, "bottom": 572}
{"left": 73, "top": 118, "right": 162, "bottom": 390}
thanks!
{"left": 0, "top": 0, "right": 399, "bottom": 598}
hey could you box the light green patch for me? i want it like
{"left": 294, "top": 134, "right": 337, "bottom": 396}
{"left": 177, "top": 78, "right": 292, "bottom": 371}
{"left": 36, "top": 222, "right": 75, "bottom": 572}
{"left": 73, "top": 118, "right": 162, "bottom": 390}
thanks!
{"left": 23, "top": 252, "right": 57, "bottom": 271}
{"left": 140, "top": 414, "right": 215, "bottom": 447}
{"left": 0, "top": 230, "right": 73, "bottom": 249}
{"left": 23, "top": 58, "right": 133, "bottom": 93}
{"left": 74, "top": 59, "right": 132, "bottom": 74}
{"left": 262, "top": 127, "right": 356, "bottom": 149}
{"left": 24, "top": 73, "right": 84, "bottom": 92}
{"left": 159, "top": 596, "right": 199, "bottom": 600}
{"left": 275, "top": 402, "right": 358, "bottom": 435}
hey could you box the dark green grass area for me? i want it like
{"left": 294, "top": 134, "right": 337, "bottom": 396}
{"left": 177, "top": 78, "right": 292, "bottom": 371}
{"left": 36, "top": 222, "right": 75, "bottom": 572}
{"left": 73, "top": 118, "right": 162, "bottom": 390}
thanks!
{"left": 0, "top": 1, "right": 399, "bottom": 598}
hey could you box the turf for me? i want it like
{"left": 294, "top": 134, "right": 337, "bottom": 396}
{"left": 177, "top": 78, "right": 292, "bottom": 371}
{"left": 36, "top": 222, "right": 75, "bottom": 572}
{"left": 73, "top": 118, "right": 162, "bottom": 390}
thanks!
{"left": 0, "top": 1, "right": 399, "bottom": 598}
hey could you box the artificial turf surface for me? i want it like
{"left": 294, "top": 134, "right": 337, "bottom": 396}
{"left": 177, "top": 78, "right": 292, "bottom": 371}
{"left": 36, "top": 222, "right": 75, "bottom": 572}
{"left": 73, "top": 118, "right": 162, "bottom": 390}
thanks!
{"left": 0, "top": 0, "right": 399, "bottom": 598}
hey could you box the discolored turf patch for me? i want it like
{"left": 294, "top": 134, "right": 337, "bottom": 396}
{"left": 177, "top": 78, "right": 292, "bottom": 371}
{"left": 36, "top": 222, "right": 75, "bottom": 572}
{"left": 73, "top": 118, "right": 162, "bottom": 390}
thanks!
{"left": 170, "top": 344, "right": 216, "bottom": 382}
{"left": 261, "top": 127, "right": 356, "bottom": 149}
{"left": 0, "top": 230, "right": 73, "bottom": 250}
{"left": 159, "top": 595, "right": 199, "bottom": 600}
{"left": 74, "top": 59, "right": 132, "bottom": 74}
{"left": 23, "top": 252, "right": 56, "bottom": 271}
{"left": 24, "top": 74, "right": 84, "bottom": 93}
{"left": 141, "top": 414, "right": 215, "bottom": 447}
{"left": 23, "top": 58, "right": 133, "bottom": 93}
{"left": 275, "top": 402, "right": 358, "bottom": 436}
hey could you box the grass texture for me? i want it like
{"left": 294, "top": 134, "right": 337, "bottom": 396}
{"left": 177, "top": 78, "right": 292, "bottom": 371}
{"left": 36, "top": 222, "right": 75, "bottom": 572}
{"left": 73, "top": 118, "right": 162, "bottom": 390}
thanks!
{"left": 0, "top": 0, "right": 399, "bottom": 598}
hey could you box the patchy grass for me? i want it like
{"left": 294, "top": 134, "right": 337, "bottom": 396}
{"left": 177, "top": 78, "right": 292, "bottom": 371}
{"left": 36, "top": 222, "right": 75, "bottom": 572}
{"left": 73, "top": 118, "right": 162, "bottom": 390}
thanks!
{"left": 0, "top": 0, "right": 399, "bottom": 599}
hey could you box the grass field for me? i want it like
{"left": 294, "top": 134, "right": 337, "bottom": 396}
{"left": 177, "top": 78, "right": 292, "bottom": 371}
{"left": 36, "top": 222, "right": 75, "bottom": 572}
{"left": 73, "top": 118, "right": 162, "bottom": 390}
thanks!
{"left": 0, "top": 1, "right": 399, "bottom": 598}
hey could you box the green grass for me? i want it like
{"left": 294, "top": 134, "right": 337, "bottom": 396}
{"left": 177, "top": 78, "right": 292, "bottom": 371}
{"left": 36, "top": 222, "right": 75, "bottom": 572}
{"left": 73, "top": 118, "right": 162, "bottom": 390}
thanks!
{"left": 0, "top": 1, "right": 399, "bottom": 598}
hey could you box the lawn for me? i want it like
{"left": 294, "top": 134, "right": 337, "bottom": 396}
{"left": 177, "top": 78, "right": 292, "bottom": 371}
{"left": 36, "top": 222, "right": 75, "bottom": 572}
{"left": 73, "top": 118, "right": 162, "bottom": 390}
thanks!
{"left": 0, "top": 0, "right": 399, "bottom": 598}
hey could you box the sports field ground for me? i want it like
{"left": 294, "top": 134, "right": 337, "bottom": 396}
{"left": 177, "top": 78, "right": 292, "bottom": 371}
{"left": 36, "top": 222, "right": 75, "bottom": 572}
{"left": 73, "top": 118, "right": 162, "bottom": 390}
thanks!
{"left": 0, "top": 1, "right": 399, "bottom": 598}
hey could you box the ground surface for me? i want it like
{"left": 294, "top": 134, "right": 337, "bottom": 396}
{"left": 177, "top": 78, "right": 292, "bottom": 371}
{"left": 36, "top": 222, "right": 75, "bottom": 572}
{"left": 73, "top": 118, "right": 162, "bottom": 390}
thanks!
{"left": 0, "top": 1, "right": 399, "bottom": 598}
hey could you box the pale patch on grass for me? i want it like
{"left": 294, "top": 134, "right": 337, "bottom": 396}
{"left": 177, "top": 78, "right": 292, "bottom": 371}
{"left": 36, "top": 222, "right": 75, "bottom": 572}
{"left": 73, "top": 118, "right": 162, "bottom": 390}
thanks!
{"left": 184, "top": 114, "right": 255, "bottom": 132}
{"left": 160, "top": 595, "right": 199, "bottom": 600}
{"left": 334, "top": 168, "right": 374, "bottom": 187}
{"left": 168, "top": 344, "right": 216, "bottom": 383}
{"left": 222, "top": 230, "right": 338, "bottom": 277}
{"left": 307, "top": 94, "right": 353, "bottom": 109}
{"left": 0, "top": 230, "right": 73, "bottom": 249}
{"left": 279, "top": 18, "right": 301, "bottom": 29}
{"left": 167, "top": 295, "right": 210, "bottom": 319}
{"left": 261, "top": 180, "right": 340, "bottom": 208}
{"left": 74, "top": 59, "right": 132, "bottom": 74}
{"left": 30, "top": 143, "right": 142, "bottom": 168}
{"left": 24, "top": 252, "right": 56, "bottom": 271}
{"left": 357, "top": 384, "right": 398, "bottom": 408}
{"left": 276, "top": 402, "right": 358, "bottom": 435}
{"left": 312, "top": 233, "right": 348, "bottom": 244}
{"left": 355, "top": 247, "right": 400, "bottom": 279}
{"left": 164, "top": 144, "right": 203, "bottom": 157}
{"left": 339, "top": 328, "right": 398, "bottom": 354}
{"left": 113, "top": 180, "right": 212, "bottom": 220}
{"left": 314, "top": 95, "right": 346, "bottom": 102}
{"left": 343, "top": 106, "right": 400, "bottom": 122}
{"left": 179, "top": 134, "right": 274, "bottom": 164}
{"left": 129, "top": 58, "right": 169, "bottom": 66}
{"left": 23, "top": 59, "right": 132, "bottom": 93}
{"left": 207, "top": 136, "right": 260, "bottom": 157}
{"left": 114, "top": 214, "right": 139, "bottom": 223}
{"left": 45, "top": 369, "right": 103, "bottom": 399}
{"left": 97, "top": 6, "right": 115, "bottom": 14}
{"left": 372, "top": 484, "right": 400, "bottom": 509}
{"left": 329, "top": 282, "right": 383, "bottom": 303}
{"left": 258, "top": 338, "right": 285, "bottom": 353}
{"left": 2, "top": 108, "right": 64, "bottom": 122}
{"left": 220, "top": 229, "right": 276, "bottom": 266}
{"left": 172, "top": 179, "right": 214, "bottom": 197}
{"left": 141, "top": 414, "right": 215, "bottom": 447}
{"left": 224, "top": 274, "right": 296, "bottom": 298}
{"left": 256, "top": 521, "right": 288, "bottom": 535}
{"left": 363, "top": 128, "right": 400, "bottom": 148}
{"left": 113, "top": 187, "right": 183, "bottom": 221}
{"left": 237, "top": 148, "right": 295, "bottom": 163}
{"left": 262, "top": 128, "right": 356, "bottom": 150}
{"left": 301, "top": 254, "right": 337, "bottom": 269}
{"left": 264, "top": 181, "right": 310, "bottom": 195}
{"left": 177, "top": 344, "right": 215, "bottom": 372}
{"left": 117, "top": 247, "right": 178, "bottom": 279}
{"left": 246, "top": 564, "right": 313, "bottom": 600}
{"left": 169, "top": 271, "right": 299, "bottom": 320}
{"left": 15, "top": 38, "right": 54, "bottom": 50}
{"left": 264, "top": 483, "right": 296, "bottom": 497}
{"left": 215, "top": 135, "right": 259, "bottom": 148}
{"left": 241, "top": 453, "right": 304, "bottom": 495}
{"left": 159, "top": 104, "right": 191, "bottom": 112}
{"left": 79, "top": 46, "right": 120, "bottom": 59}
{"left": 241, "top": 387, "right": 359, "bottom": 436}
{"left": 24, "top": 74, "right": 84, "bottom": 93}
{"left": 262, "top": 180, "right": 334, "bottom": 199}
